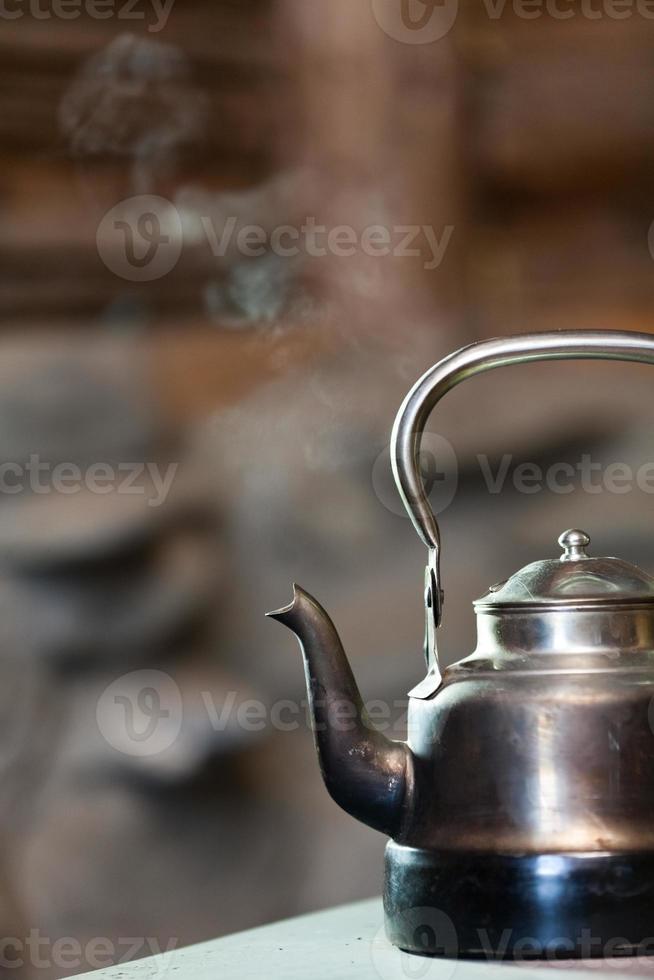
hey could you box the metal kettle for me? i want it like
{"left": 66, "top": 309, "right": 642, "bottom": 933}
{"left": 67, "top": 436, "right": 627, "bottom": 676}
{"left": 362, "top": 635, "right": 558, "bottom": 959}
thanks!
{"left": 268, "top": 331, "right": 654, "bottom": 959}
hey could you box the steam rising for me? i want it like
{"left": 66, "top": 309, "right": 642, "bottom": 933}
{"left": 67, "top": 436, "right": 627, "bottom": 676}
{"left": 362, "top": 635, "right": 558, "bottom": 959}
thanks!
{"left": 175, "top": 169, "right": 402, "bottom": 328}
{"left": 59, "top": 34, "right": 207, "bottom": 191}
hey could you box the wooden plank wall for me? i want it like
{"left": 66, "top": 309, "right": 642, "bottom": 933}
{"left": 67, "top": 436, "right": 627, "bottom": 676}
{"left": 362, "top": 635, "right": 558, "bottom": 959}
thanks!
{"left": 0, "top": 3, "right": 653, "bottom": 342}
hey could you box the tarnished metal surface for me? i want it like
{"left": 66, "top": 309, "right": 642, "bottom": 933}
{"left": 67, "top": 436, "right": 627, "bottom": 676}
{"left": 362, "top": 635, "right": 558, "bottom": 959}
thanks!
{"left": 391, "top": 330, "right": 654, "bottom": 667}
{"left": 268, "top": 331, "right": 654, "bottom": 957}
{"left": 267, "top": 586, "right": 410, "bottom": 839}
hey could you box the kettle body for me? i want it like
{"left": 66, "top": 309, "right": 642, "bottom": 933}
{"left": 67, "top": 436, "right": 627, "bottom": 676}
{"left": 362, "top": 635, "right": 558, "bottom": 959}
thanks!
{"left": 387, "top": 650, "right": 654, "bottom": 957}
{"left": 269, "top": 331, "right": 654, "bottom": 959}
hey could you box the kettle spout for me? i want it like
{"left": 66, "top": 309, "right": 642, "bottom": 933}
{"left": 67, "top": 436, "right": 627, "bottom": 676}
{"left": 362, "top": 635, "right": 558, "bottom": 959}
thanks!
{"left": 267, "top": 585, "right": 411, "bottom": 837}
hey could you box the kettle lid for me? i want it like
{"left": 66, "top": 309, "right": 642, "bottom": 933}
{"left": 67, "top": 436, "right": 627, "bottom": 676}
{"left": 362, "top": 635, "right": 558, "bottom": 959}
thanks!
{"left": 475, "top": 529, "right": 654, "bottom": 610}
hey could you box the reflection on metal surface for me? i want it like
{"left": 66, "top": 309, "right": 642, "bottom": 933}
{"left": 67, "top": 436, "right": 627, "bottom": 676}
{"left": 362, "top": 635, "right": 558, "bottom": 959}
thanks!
{"left": 269, "top": 331, "right": 654, "bottom": 957}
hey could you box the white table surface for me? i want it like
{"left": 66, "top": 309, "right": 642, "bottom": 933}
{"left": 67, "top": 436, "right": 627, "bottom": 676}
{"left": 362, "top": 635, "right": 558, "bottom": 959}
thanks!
{"left": 73, "top": 897, "right": 654, "bottom": 980}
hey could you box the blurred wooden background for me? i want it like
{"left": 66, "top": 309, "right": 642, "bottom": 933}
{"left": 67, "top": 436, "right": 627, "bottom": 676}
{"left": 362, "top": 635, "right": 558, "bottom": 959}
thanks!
{"left": 3, "top": 3, "right": 654, "bottom": 976}
{"left": 3, "top": 1, "right": 653, "bottom": 405}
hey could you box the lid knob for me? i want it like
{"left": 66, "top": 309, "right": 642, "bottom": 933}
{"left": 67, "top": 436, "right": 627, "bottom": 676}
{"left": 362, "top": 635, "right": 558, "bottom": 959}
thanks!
{"left": 558, "top": 529, "right": 591, "bottom": 562}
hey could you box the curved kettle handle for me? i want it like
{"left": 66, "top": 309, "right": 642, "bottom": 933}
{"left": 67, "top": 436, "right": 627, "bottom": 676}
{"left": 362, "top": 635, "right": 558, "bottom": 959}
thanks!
{"left": 391, "top": 330, "right": 654, "bottom": 675}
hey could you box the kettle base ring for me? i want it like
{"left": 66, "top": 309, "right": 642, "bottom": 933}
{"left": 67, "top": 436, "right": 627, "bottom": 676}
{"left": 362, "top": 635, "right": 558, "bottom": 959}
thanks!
{"left": 384, "top": 842, "right": 654, "bottom": 959}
